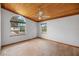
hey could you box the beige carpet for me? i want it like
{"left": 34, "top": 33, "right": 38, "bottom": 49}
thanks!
{"left": 1, "top": 38, "right": 79, "bottom": 56}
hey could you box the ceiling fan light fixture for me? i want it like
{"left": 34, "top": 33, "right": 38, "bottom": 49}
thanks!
{"left": 37, "top": 9, "right": 50, "bottom": 20}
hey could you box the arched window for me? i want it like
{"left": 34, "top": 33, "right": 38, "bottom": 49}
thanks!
{"left": 10, "top": 16, "right": 26, "bottom": 36}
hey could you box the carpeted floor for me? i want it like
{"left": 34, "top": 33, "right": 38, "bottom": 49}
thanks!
{"left": 1, "top": 38, "right": 79, "bottom": 56}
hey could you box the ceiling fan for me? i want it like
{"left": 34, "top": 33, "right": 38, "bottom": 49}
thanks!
{"left": 33, "top": 4, "right": 50, "bottom": 20}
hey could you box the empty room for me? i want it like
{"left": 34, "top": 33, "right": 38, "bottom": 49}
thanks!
{"left": 0, "top": 3, "right": 79, "bottom": 56}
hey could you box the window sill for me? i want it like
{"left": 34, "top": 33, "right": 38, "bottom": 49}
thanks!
{"left": 10, "top": 33, "right": 25, "bottom": 37}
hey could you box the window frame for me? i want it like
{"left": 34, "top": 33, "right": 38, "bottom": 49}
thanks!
{"left": 10, "top": 16, "right": 26, "bottom": 36}
{"left": 41, "top": 23, "right": 47, "bottom": 33}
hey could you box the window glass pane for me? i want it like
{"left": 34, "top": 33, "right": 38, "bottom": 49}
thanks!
{"left": 10, "top": 16, "right": 26, "bottom": 36}
{"left": 41, "top": 23, "right": 47, "bottom": 33}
